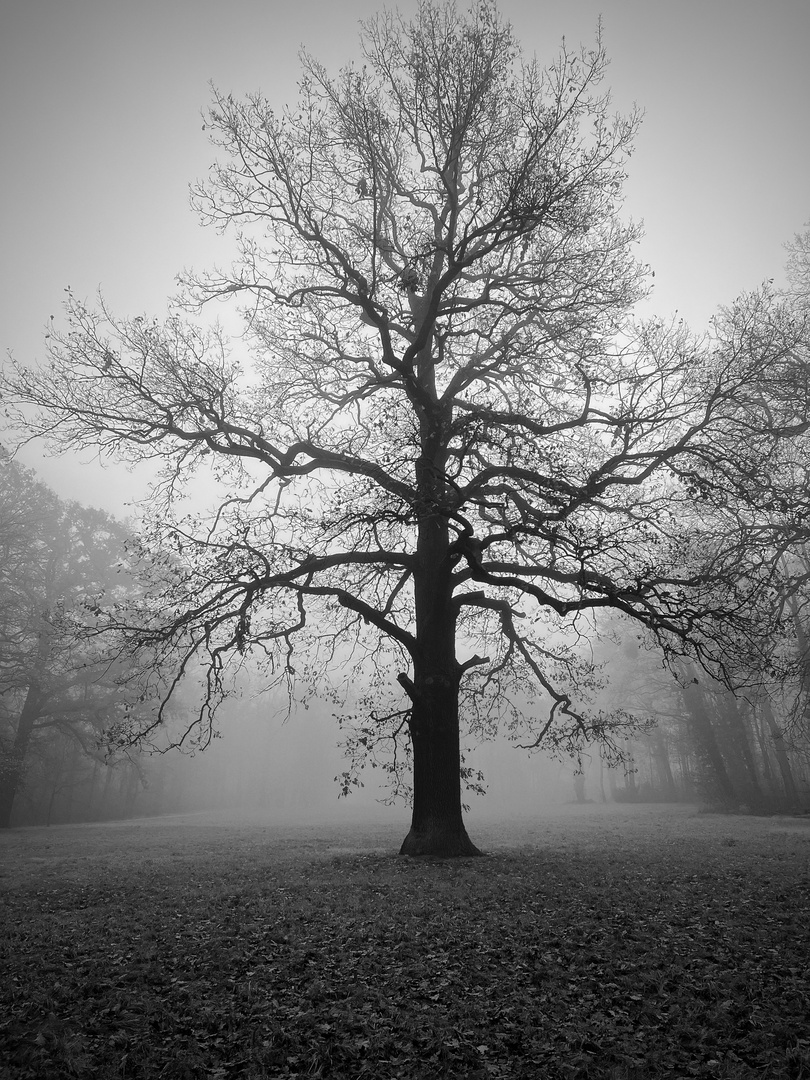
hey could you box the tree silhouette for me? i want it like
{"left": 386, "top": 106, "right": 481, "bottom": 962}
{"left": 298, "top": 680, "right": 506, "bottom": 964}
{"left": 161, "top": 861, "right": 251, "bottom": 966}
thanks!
{"left": 0, "top": 455, "right": 158, "bottom": 826}
{"left": 3, "top": 1, "right": 807, "bottom": 854}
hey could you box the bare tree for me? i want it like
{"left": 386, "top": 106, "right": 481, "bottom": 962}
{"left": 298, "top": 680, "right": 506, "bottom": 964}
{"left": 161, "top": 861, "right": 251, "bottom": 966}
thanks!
{"left": 2, "top": 1, "right": 807, "bottom": 854}
{"left": 786, "top": 225, "right": 810, "bottom": 311}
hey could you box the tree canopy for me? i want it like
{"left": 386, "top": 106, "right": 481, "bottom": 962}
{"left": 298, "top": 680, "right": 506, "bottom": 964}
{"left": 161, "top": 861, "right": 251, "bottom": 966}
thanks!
{"left": 2, "top": 0, "right": 808, "bottom": 854}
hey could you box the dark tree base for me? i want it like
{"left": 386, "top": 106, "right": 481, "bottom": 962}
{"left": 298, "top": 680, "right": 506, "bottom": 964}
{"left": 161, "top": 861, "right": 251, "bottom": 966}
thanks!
{"left": 399, "top": 820, "right": 483, "bottom": 858}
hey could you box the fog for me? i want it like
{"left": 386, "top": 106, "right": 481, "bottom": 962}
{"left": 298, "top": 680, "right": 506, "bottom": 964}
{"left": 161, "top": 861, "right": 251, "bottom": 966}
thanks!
{"left": 6, "top": 606, "right": 809, "bottom": 831}
{"left": 137, "top": 697, "right": 585, "bottom": 827}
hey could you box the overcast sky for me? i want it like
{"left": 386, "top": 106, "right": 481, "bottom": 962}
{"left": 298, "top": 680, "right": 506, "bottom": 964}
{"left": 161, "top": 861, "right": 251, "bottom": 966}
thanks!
{"left": 2, "top": 0, "right": 808, "bottom": 514}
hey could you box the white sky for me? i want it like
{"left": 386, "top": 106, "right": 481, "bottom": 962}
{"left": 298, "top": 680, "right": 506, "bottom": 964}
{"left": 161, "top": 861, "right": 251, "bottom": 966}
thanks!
{"left": 2, "top": 0, "right": 808, "bottom": 515}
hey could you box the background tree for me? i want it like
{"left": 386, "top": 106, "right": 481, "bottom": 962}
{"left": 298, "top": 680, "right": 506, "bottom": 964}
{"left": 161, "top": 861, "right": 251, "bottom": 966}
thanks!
{"left": 0, "top": 455, "right": 155, "bottom": 827}
{"left": 587, "top": 618, "right": 810, "bottom": 811}
{"left": 786, "top": 225, "right": 810, "bottom": 312}
{"left": 2, "top": 1, "right": 808, "bottom": 854}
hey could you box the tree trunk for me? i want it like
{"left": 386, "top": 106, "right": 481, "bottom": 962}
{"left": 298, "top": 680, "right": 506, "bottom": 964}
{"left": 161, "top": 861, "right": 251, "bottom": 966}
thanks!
{"left": 607, "top": 764, "right": 620, "bottom": 800}
{"left": 760, "top": 698, "right": 800, "bottom": 808}
{"left": 0, "top": 683, "right": 43, "bottom": 828}
{"left": 718, "top": 695, "right": 765, "bottom": 808}
{"left": 0, "top": 615, "right": 54, "bottom": 828}
{"left": 573, "top": 771, "right": 586, "bottom": 803}
{"left": 651, "top": 729, "right": 677, "bottom": 799}
{"left": 399, "top": 458, "right": 480, "bottom": 857}
{"left": 399, "top": 673, "right": 481, "bottom": 856}
{"left": 753, "top": 711, "right": 775, "bottom": 789}
{"left": 681, "top": 679, "right": 737, "bottom": 809}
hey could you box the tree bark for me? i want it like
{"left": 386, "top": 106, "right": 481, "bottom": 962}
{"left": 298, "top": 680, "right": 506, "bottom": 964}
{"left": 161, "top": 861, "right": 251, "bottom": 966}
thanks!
{"left": 399, "top": 672, "right": 481, "bottom": 856}
{"left": 399, "top": 466, "right": 481, "bottom": 857}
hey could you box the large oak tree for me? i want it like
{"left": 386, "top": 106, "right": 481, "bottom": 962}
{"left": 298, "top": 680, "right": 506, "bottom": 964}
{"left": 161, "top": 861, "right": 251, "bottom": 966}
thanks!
{"left": 2, "top": 2, "right": 807, "bottom": 854}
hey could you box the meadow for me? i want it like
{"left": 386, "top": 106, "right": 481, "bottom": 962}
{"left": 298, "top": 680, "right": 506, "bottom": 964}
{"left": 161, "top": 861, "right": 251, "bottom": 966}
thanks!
{"left": 1, "top": 803, "right": 808, "bottom": 1079}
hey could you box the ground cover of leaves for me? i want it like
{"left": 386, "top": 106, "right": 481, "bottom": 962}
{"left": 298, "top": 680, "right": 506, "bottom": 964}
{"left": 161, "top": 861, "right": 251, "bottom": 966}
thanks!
{"left": 1, "top": 804, "right": 808, "bottom": 1079}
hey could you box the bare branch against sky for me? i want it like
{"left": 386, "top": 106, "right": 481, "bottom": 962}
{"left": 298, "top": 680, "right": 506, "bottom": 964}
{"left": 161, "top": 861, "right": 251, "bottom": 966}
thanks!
{"left": 1, "top": 0, "right": 808, "bottom": 512}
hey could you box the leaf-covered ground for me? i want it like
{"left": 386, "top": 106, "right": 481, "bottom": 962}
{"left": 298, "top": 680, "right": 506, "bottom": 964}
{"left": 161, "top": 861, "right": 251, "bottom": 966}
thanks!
{"left": 1, "top": 804, "right": 808, "bottom": 1079}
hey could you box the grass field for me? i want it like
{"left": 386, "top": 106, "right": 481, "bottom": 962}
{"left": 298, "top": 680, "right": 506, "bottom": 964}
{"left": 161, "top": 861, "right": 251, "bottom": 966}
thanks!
{"left": 1, "top": 803, "right": 809, "bottom": 1079}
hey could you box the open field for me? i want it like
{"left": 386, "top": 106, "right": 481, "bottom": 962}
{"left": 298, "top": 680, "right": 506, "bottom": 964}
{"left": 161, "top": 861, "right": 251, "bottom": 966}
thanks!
{"left": 1, "top": 803, "right": 809, "bottom": 1079}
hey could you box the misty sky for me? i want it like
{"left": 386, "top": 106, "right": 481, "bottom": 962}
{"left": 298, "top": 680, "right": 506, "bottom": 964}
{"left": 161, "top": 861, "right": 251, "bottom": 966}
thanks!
{"left": 2, "top": 0, "right": 808, "bottom": 514}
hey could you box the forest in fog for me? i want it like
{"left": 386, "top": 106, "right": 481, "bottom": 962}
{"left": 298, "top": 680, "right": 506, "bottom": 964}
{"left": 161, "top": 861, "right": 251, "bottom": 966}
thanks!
{"left": 2, "top": 1, "right": 810, "bottom": 847}
{"left": 3, "top": 446, "right": 810, "bottom": 830}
